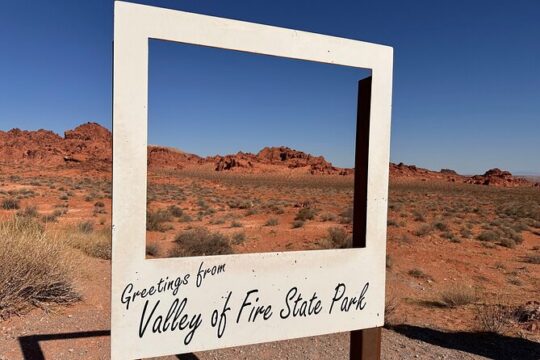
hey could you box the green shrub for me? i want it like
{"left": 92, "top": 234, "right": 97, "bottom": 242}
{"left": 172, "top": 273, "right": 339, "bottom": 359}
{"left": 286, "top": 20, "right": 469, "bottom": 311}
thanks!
{"left": 295, "top": 208, "right": 316, "bottom": 221}
{"left": 170, "top": 227, "right": 232, "bottom": 257}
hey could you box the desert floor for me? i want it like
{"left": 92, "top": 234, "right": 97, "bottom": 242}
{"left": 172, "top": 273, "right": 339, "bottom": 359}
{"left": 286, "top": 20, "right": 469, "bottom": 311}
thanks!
{"left": 1, "top": 169, "right": 539, "bottom": 359}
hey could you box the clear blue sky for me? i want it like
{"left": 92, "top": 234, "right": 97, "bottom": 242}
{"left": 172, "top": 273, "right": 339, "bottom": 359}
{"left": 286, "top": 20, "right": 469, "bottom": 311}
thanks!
{"left": 0, "top": 1, "right": 538, "bottom": 174}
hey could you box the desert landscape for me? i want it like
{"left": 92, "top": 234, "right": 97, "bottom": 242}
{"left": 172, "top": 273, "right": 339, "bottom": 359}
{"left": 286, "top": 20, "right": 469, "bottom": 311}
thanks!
{"left": 0, "top": 122, "right": 539, "bottom": 359}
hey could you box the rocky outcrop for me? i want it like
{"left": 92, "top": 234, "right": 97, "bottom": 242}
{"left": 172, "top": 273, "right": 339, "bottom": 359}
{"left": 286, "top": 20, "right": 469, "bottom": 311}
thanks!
{"left": 465, "top": 168, "right": 530, "bottom": 187}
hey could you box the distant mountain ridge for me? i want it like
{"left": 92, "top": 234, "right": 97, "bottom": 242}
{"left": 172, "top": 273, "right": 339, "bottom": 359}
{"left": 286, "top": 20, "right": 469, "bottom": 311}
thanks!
{"left": 0, "top": 122, "right": 537, "bottom": 187}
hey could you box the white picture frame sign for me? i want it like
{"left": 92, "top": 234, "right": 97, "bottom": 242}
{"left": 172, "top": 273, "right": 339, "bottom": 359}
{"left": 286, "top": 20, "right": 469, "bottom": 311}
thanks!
{"left": 112, "top": 2, "right": 393, "bottom": 359}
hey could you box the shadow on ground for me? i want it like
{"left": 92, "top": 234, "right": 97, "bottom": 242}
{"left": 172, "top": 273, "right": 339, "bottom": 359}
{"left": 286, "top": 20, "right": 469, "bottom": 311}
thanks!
{"left": 390, "top": 324, "right": 540, "bottom": 360}
{"left": 18, "top": 330, "right": 200, "bottom": 360}
{"left": 18, "top": 330, "right": 110, "bottom": 360}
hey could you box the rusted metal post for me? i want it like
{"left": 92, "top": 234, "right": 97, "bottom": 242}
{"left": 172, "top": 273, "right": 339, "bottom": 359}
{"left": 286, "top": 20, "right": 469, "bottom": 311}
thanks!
{"left": 350, "top": 76, "right": 382, "bottom": 360}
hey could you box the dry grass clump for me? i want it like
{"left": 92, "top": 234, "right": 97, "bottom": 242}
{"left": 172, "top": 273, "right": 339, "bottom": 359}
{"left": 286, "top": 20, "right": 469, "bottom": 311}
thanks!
{"left": 146, "top": 209, "right": 173, "bottom": 232}
{"left": 320, "top": 227, "right": 352, "bottom": 249}
{"left": 170, "top": 227, "right": 232, "bottom": 257}
{"left": 264, "top": 218, "right": 279, "bottom": 226}
{"left": 295, "top": 208, "right": 317, "bottom": 221}
{"left": 66, "top": 226, "right": 111, "bottom": 260}
{"left": 476, "top": 303, "right": 511, "bottom": 333}
{"left": 440, "top": 285, "right": 478, "bottom": 307}
{"left": 2, "top": 198, "right": 20, "bottom": 210}
{"left": 0, "top": 217, "right": 80, "bottom": 319}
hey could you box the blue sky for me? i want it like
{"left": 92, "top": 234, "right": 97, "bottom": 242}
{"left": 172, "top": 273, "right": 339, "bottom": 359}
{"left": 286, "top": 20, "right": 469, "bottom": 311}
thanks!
{"left": 0, "top": 1, "right": 538, "bottom": 174}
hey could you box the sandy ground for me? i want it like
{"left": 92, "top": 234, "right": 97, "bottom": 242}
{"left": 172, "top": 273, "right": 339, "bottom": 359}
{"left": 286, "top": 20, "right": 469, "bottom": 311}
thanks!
{"left": 1, "top": 255, "right": 538, "bottom": 360}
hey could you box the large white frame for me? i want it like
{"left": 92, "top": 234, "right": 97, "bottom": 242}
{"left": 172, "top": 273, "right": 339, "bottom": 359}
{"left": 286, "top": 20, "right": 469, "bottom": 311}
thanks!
{"left": 112, "top": 2, "right": 393, "bottom": 359}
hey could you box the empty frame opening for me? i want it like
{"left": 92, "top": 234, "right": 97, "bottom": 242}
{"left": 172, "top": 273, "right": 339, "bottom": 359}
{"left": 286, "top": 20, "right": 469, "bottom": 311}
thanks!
{"left": 146, "top": 38, "right": 370, "bottom": 258}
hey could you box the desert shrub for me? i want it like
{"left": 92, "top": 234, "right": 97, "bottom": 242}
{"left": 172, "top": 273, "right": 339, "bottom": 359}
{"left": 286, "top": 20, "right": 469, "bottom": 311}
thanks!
{"left": 230, "top": 220, "right": 243, "bottom": 228}
{"left": 321, "top": 227, "right": 352, "bottom": 249}
{"left": 433, "top": 221, "right": 448, "bottom": 231}
{"left": 477, "top": 230, "right": 500, "bottom": 242}
{"left": 460, "top": 228, "right": 473, "bottom": 239}
{"left": 16, "top": 205, "right": 38, "bottom": 218}
{"left": 414, "top": 224, "right": 432, "bottom": 237}
{"left": 146, "top": 209, "right": 173, "bottom": 232}
{"left": 295, "top": 208, "right": 316, "bottom": 221}
{"left": 170, "top": 227, "right": 232, "bottom": 257}
{"left": 59, "top": 194, "right": 69, "bottom": 201}
{"left": 245, "top": 208, "right": 258, "bottom": 216}
{"left": 440, "top": 285, "right": 478, "bottom": 307}
{"left": 499, "top": 238, "right": 516, "bottom": 249}
{"left": 412, "top": 210, "right": 425, "bottom": 222}
{"left": 265, "top": 218, "right": 279, "bottom": 226}
{"left": 386, "top": 255, "right": 393, "bottom": 269}
{"left": 77, "top": 221, "right": 94, "bottom": 234}
{"left": 167, "top": 205, "right": 183, "bottom": 218}
{"left": 387, "top": 219, "right": 399, "bottom": 227}
{"left": 66, "top": 227, "right": 111, "bottom": 260}
{"left": 523, "top": 254, "right": 540, "bottom": 264}
{"left": 94, "top": 201, "right": 105, "bottom": 208}
{"left": 476, "top": 304, "right": 510, "bottom": 333}
{"left": 442, "top": 231, "right": 460, "bottom": 243}
{"left": 340, "top": 206, "right": 353, "bottom": 224}
{"left": 2, "top": 198, "right": 20, "bottom": 210}
{"left": 232, "top": 232, "right": 246, "bottom": 245}
{"left": 179, "top": 214, "right": 192, "bottom": 223}
{"left": 292, "top": 220, "right": 305, "bottom": 229}
{"left": 146, "top": 244, "right": 160, "bottom": 257}
{"left": 319, "top": 212, "right": 337, "bottom": 222}
{"left": 0, "top": 217, "right": 80, "bottom": 319}
{"left": 408, "top": 268, "right": 429, "bottom": 279}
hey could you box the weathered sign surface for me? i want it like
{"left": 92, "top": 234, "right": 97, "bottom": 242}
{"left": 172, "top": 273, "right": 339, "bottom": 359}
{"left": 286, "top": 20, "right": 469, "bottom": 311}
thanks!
{"left": 112, "top": 2, "right": 393, "bottom": 359}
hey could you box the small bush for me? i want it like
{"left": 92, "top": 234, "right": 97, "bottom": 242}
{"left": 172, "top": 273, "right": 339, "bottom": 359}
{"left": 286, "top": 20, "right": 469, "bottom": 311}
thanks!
{"left": 146, "top": 244, "right": 160, "bottom": 257}
{"left": 477, "top": 230, "right": 500, "bottom": 242}
{"left": 170, "top": 227, "right": 232, "bottom": 257}
{"left": 2, "top": 198, "right": 20, "bottom": 210}
{"left": 146, "top": 209, "right": 173, "bottom": 232}
{"left": 67, "top": 228, "right": 111, "bottom": 260}
{"left": 440, "top": 285, "right": 478, "bottom": 307}
{"left": 433, "top": 221, "right": 448, "bottom": 231}
{"left": 322, "top": 227, "right": 352, "bottom": 249}
{"left": 230, "top": 220, "right": 243, "bottom": 228}
{"left": 16, "top": 206, "right": 38, "bottom": 218}
{"left": 295, "top": 208, "right": 316, "bottom": 221}
{"left": 232, "top": 232, "right": 246, "bottom": 245}
{"left": 414, "top": 224, "right": 432, "bottom": 237}
{"left": 340, "top": 207, "right": 353, "bottom": 224}
{"left": 412, "top": 210, "right": 426, "bottom": 222}
{"left": 77, "top": 221, "right": 94, "bottom": 234}
{"left": 0, "top": 217, "right": 80, "bottom": 319}
{"left": 319, "top": 212, "right": 337, "bottom": 222}
{"left": 94, "top": 201, "right": 105, "bottom": 208}
{"left": 499, "top": 238, "right": 516, "bottom": 249}
{"left": 408, "top": 268, "right": 429, "bottom": 279}
{"left": 168, "top": 205, "right": 183, "bottom": 218}
{"left": 523, "top": 254, "right": 540, "bottom": 264}
{"left": 292, "top": 220, "right": 305, "bottom": 229}
{"left": 476, "top": 304, "right": 510, "bottom": 333}
{"left": 265, "top": 218, "right": 279, "bottom": 226}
